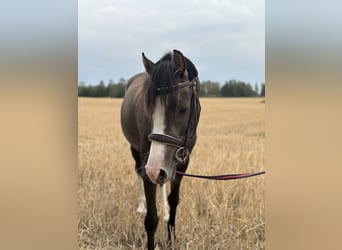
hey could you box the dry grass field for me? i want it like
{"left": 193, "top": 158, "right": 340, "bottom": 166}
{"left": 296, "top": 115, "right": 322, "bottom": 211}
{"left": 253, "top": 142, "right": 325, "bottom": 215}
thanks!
{"left": 78, "top": 97, "right": 265, "bottom": 249}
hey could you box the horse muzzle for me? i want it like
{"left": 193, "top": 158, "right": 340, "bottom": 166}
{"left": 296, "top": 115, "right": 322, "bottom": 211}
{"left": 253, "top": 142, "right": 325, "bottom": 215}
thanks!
{"left": 146, "top": 133, "right": 189, "bottom": 184}
{"left": 145, "top": 164, "right": 173, "bottom": 184}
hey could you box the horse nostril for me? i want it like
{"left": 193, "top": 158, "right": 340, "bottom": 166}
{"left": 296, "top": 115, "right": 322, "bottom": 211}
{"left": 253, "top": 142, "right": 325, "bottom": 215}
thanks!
{"left": 157, "top": 169, "right": 167, "bottom": 184}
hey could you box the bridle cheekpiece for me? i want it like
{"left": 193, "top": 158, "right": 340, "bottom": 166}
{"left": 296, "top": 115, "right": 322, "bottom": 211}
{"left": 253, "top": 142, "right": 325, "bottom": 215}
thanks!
{"left": 147, "top": 79, "right": 199, "bottom": 164}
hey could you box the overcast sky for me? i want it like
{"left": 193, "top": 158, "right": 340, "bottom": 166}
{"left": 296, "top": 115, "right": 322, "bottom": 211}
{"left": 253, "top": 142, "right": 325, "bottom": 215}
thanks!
{"left": 79, "top": 0, "right": 264, "bottom": 85}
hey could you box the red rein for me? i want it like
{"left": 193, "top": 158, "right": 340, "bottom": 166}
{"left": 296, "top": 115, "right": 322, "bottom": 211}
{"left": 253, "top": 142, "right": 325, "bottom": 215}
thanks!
{"left": 176, "top": 171, "right": 265, "bottom": 180}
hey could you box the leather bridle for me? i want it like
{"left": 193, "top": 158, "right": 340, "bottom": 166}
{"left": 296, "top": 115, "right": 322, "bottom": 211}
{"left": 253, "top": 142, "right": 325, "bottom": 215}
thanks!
{"left": 147, "top": 79, "right": 200, "bottom": 164}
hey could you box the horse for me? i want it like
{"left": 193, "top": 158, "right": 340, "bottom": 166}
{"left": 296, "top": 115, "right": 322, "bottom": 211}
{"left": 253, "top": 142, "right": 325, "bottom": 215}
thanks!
{"left": 120, "top": 49, "right": 201, "bottom": 249}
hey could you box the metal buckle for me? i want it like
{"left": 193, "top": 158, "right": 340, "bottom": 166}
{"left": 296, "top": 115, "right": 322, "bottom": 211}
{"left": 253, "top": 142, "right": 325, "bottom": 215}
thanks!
{"left": 175, "top": 147, "right": 189, "bottom": 164}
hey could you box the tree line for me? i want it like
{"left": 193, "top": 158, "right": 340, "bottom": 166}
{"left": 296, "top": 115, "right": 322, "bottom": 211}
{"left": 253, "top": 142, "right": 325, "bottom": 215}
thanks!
{"left": 78, "top": 79, "right": 127, "bottom": 98}
{"left": 78, "top": 79, "right": 265, "bottom": 98}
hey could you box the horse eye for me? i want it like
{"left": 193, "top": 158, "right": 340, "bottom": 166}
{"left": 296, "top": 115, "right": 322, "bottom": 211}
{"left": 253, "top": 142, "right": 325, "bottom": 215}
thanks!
{"left": 179, "top": 107, "right": 188, "bottom": 114}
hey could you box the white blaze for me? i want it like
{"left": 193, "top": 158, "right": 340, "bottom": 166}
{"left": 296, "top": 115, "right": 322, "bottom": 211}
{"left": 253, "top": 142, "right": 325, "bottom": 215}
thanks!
{"left": 144, "top": 97, "right": 170, "bottom": 222}
{"left": 145, "top": 97, "right": 166, "bottom": 183}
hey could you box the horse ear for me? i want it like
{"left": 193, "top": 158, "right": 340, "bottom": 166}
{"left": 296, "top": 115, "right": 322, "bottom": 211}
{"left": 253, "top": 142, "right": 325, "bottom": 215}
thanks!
{"left": 142, "top": 52, "right": 154, "bottom": 74}
{"left": 173, "top": 49, "right": 186, "bottom": 76}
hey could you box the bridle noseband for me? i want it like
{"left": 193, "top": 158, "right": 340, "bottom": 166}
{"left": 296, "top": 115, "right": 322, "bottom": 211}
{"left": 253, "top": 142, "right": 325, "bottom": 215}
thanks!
{"left": 147, "top": 79, "right": 200, "bottom": 164}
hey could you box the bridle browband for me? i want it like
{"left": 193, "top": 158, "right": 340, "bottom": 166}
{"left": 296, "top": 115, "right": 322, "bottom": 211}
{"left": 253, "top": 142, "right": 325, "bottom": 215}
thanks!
{"left": 147, "top": 79, "right": 200, "bottom": 164}
{"left": 155, "top": 80, "right": 196, "bottom": 95}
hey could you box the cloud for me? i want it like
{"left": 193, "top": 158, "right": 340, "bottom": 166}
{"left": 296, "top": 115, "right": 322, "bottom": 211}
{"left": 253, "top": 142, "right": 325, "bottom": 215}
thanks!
{"left": 79, "top": 0, "right": 264, "bottom": 84}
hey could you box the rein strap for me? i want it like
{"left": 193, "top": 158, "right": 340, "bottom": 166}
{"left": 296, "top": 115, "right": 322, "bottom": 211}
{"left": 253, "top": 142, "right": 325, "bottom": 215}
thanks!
{"left": 176, "top": 171, "right": 265, "bottom": 180}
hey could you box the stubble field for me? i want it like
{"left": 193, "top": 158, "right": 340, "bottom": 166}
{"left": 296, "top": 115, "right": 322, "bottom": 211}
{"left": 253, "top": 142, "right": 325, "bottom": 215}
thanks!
{"left": 78, "top": 97, "right": 265, "bottom": 249}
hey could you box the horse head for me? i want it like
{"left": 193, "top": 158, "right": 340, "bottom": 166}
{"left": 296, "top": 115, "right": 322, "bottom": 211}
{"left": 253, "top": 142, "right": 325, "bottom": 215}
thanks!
{"left": 142, "top": 50, "right": 201, "bottom": 184}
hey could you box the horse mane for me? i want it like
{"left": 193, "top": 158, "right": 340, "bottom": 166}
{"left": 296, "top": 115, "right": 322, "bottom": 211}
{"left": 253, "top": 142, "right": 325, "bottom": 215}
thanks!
{"left": 145, "top": 51, "right": 198, "bottom": 115}
{"left": 145, "top": 52, "right": 176, "bottom": 115}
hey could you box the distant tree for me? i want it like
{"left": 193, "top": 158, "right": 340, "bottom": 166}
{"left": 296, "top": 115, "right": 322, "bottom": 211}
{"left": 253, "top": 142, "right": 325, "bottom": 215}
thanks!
{"left": 117, "top": 83, "right": 126, "bottom": 97}
{"left": 77, "top": 78, "right": 127, "bottom": 98}
{"left": 108, "top": 79, "right": 115, "bottom": 86}
{"left": 88, "top": 85, "right": 97, "bottom": 97}
{"left": 200, "top": 80, "right": 220, "bottom": 97}
{"left": 220, "top": 79, "right": 236, "bottom": 97}
{"left": 260, "top": 83, "right": 265, "bottom": 97}
{"left": 107, "top": 78, "right": 126, "bottom": 98}
{"left": 95, "top": 80, "right": 107, "bottom": 97}
{"left": 118, "top": 78, "right": 127, "bottom": 85}
{"left": 254, "top": 83, "right": 259, "bottom": 95}
{"left": 78, "top": 83, "right": 89, "bottom": 96}
{"left": 221, "top": 79, "right": 258, "bottom": 97}
{"left": 199, "top": 82, "right": 208, "bottom": 96}
{"left": 108, "top": 82, "right": 125, "bottom": 98}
